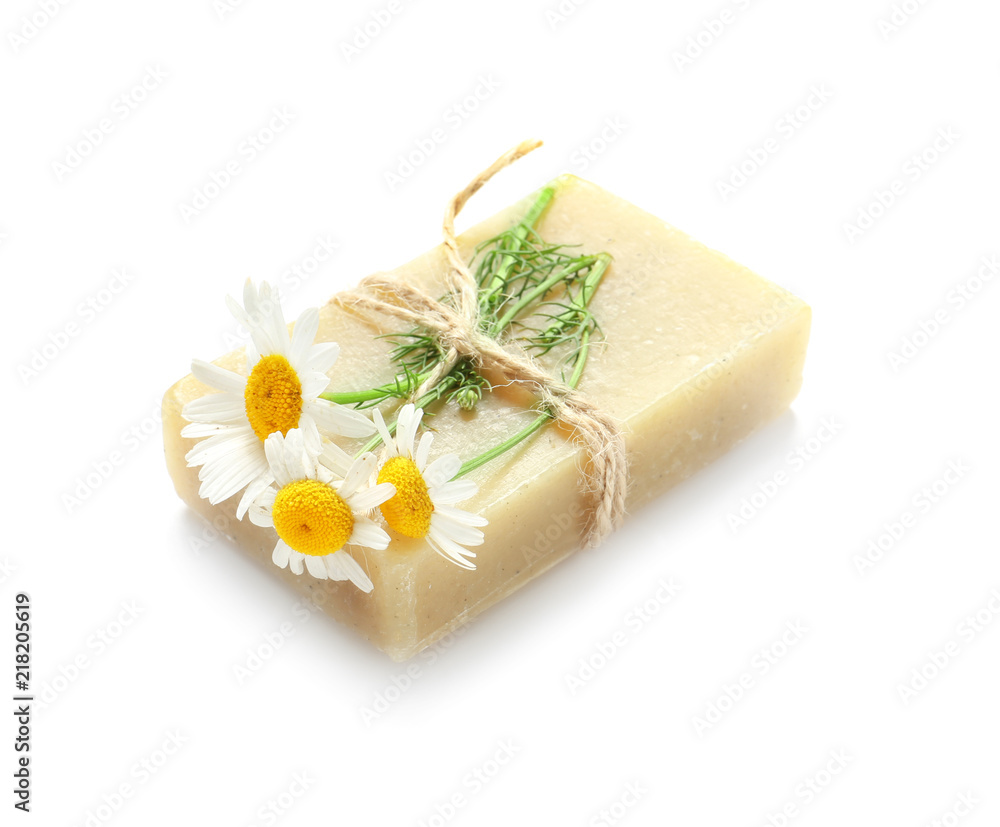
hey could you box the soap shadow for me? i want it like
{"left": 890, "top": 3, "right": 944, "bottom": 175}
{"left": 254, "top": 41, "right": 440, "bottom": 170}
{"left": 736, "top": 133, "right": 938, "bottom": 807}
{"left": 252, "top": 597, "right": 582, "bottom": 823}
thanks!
{"left": 439, "top": 410, "right": 805, "bottom": 671}
{"left": 169, "top": 410, "right": 805, "bottom": 685}
{"left": 174, "top": 510, "right": 390, "bottom": 670}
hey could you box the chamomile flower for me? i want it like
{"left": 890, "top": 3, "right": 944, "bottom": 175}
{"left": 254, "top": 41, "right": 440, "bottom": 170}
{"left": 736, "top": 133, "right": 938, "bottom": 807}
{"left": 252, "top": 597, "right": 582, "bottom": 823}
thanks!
{"left": 181, "top": 280, "right": 375, "bottom": 519}
{"left": 373, "top": 404, "right": 488, "bottom": 570}
{"left": 248, "top": 429, "right": 395, "bottom": 592}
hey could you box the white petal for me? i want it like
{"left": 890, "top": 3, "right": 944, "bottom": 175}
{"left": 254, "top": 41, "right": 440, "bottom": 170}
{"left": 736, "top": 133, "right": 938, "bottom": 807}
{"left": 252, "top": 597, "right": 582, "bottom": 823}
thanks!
{"left": 305, "top": 555, "right": 328, "bottom": 579}
{"left": 186, "top": 432, "right": 255, "bottom": 466}
{"left": 284, "top": 428, "right": 316, "bottom": 480}
{"left": 299, "top": 417, "right": 323, "bottom": 456}
{"left": 249, "top": 503, "right": 272, "bottom": 528}
{"left": 264, "top": 432, "right": 293, "bottom": 486}
{"left": 272, "top": 540, "right": 291, "bottom": 568}
{"left": 182, "top": 393, "right": 245, "bottom": 423}
{"left": 246, "top": 282, "right": 286, "bottom": 357}
{"left": 427, "top": 529, "right": 477, "bottom": 570}
{"left": 415, "top": 431, "right": 434, "bottom": 471}
{"left": 372, "top": 408, "right": 398, "bottom": 458}
{"left": 319, "top": 441, "right": 353, "bottom": 477}
{"left": 241, "top": 280, "right": 266, "bottom": 340}
{"left": 349, "top": 518, "right": 390, "bottom": 550}
{"left": 340, "top": 453, "right": 377, "bottom": 499}
{"left": 248, "top": 316, "right": 279, "bottom": 362}
{"left": 348, "top": 482, "right": 395, "bottom": 512}
{"left": 431, "top": 513, "right": 485, "bottom": 546}
{"left": 397, "top": 404, "right": 422, "bottom": 457}
{"left": 288, "top": 552, "right": 305, "bottom": 575}
{"left": 423, "top": 454, "right": 462, "bottom": 488}
{"left": 306, "top": 342, "right": 340, "bottom": 373}
{"left": 306, "top": 399, "right": 376, "bottom": 438}
{"left": 226, "top": 293, "right": 250, "bottom": 329}
{"left": 290, "top": 307, "right": 319, "bottom": 367}
{"left": 263, "top": 282, "right": 291, "bottom": 356}
{"left": 430, "top": 478, "right": 478, "bottom": 505}
{"left": 241, "top": 279, "right": 258, "bottom": 318}
{"left": 181, "top": 421, "right": 237, "bottom": 442}
{"left": 200, "top": 450, "right": 268, "bottom": 504}
{"left": 186, "top": 428, "right": 258, "bottom": 466}
{"left": 184, "top": 428, "right": 263, "bottom": 472}
{"left": 249, "top": 488, "right": 276, "bottom": 527}
{"left": 322, "top": 550, "right": 350, "bottom": 579}
{"left": 325, "top": 552, "right": 373, "bottom": 593}
{"left": 434, "top": 503, "right": 489, "bottom": 527}
{"left": 299, "top": 370, "right": 331, "bottom": 401}
{"left": 244, "top": 338, "right": 259, "bottom": 372}
{"left": 237, "top": 471, "right": 275, "bottom": 520}
{"left": 191, "top": 360, "right": 246, "bottom": 395}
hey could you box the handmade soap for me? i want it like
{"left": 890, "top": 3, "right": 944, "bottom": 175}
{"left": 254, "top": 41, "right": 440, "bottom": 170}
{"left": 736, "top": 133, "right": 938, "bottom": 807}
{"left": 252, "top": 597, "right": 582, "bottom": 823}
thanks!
{"left": 162, "top": 174, "right": 810, "bottom": 660}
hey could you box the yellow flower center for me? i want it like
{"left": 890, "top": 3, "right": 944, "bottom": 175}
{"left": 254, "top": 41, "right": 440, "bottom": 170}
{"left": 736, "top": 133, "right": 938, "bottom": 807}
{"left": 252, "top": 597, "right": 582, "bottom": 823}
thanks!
{"left": 377, "top": 456, "right": 434, "bottom": 538}
{"left": 244, "top": 354, "right": 303, "bottom": 441}
{"left": 271, "top": 479, "right": 354, "bottom": 556}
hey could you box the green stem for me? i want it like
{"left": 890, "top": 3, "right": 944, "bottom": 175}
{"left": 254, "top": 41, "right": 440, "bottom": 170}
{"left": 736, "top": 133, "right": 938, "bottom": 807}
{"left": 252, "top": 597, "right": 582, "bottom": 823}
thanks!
{"left": 353, "top": 384, "right": 456, "bottom": 458}
{"left": 492, "top": 256, "right": 599, "bottom": 335}
{"left": 325, "top": 188, "right": 555, "bottom": 409}
{"left": 456, "top": 328, "right": 592, "bottom": 477}
{"left": 457, "top": 411, "right": 551, "bottom": 477}
{"left": 480, "top": 186, "right": 555, "bottom": 303}
{"left": 536, "top": 253, "right": 611, "bottom": 338}
{"left": 321, "top": 370, "right": 434, "bottom": 406}
{"left": 574, "top": 253, "right": 611, "bottom": 310}
{"left": 334, "top": 187, "right": 608, "bottom": 473}
{"left": 566, "top": 329, "right": 593, "bottom": 388}
{"left": 322, "top": 389, "right": 386, "bottom": 405}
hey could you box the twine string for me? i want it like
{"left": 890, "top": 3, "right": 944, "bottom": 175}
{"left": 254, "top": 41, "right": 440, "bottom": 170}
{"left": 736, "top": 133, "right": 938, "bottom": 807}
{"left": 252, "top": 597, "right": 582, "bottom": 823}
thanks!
{"left": 335, "top": 140, "right": 628, "bottom": 547}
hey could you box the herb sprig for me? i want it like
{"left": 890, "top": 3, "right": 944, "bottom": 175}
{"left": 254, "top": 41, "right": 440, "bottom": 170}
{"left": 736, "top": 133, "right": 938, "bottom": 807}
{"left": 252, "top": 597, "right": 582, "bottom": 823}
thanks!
{"left": 321, "top": 185, "right": 611, "bottom": 473}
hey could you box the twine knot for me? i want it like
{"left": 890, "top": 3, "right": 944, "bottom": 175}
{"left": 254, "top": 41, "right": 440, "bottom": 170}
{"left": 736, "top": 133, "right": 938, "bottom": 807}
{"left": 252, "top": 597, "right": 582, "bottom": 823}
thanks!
{"left": 337, "top": 140, "right": 628, "bottom": 547}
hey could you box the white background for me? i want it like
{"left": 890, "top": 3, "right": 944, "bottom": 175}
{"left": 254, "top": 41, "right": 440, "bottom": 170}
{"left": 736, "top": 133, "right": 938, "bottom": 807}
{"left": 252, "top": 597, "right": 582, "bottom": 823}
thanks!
{"left": 4, "top": 0, "right": 999, "bottom": 824}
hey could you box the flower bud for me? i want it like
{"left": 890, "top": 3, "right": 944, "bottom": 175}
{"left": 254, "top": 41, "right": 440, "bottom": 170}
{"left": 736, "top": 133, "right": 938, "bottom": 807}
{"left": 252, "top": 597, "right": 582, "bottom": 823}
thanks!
{"left": 455, "top": 386, "right": 481, "bottom": 411}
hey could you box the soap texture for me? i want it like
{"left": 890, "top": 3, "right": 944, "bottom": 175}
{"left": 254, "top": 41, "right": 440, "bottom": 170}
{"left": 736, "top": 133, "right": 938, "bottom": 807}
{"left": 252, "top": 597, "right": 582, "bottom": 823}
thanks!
{"left": 163, "top": 174, "right": 811, "bottom": 660}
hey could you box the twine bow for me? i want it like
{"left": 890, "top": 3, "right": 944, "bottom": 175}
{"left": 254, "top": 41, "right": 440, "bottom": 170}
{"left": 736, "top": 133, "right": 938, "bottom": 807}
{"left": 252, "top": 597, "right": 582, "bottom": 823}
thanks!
{"left": 336, "top": 140, "right": 628, "bottom": 547}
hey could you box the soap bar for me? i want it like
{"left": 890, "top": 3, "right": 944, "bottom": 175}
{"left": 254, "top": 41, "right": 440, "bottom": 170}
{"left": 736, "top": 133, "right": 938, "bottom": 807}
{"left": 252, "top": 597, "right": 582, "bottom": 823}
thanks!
{"left": 162, "top": 174, "right": 810, "bottom": 661}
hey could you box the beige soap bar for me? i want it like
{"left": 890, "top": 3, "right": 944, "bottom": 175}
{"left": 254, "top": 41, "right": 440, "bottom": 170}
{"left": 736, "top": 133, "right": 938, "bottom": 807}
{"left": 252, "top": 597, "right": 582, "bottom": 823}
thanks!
{"left": 162, "top": 174, "right": 810, "bottom": 660}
